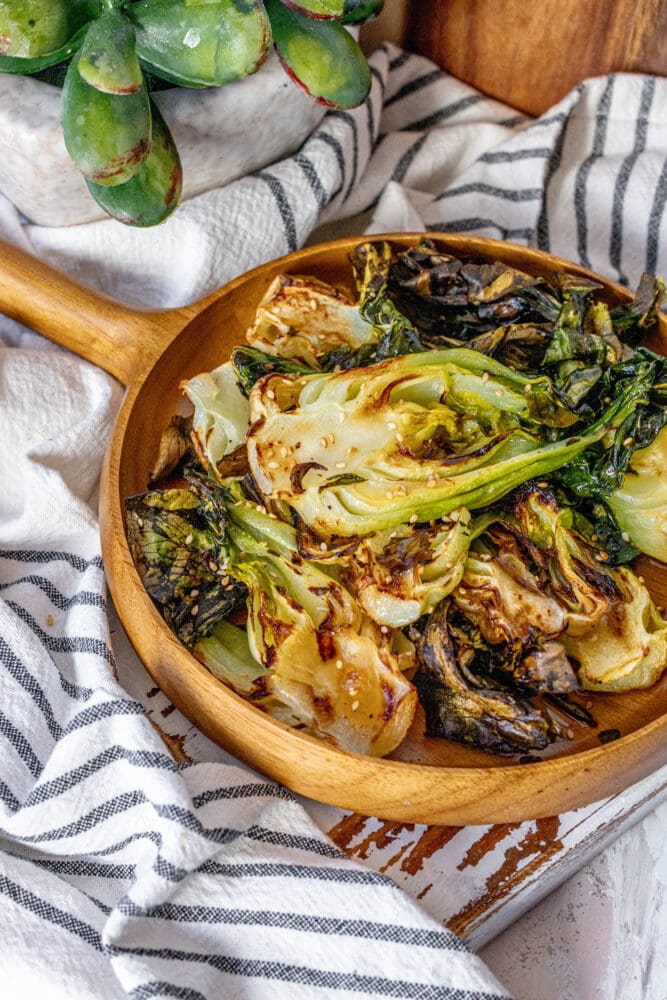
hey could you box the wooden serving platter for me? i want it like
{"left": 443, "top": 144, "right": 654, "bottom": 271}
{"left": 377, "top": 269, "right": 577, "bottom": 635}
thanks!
{"left": 1, "top": 233, "right": 665, "bottom": 825}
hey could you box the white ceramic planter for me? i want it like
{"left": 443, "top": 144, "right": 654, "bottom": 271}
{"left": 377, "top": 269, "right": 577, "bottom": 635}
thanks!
{"left": 0, "top": 53, "right": 326, "bottom": 227}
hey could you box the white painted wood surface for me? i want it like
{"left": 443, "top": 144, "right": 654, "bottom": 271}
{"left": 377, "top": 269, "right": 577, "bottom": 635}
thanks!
{"left": 110, "top": 601, "right": 667, "bottom": 997}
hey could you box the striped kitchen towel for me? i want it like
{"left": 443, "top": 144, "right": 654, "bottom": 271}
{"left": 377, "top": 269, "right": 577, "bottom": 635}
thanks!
{"left": 0, "top": 40, "right": 665, "bottom": 1000}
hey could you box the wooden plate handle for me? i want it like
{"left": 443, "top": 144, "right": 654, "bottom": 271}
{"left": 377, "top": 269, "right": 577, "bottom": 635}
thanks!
{"left": 0, "top": 239, "right": 194, "bottom": 386}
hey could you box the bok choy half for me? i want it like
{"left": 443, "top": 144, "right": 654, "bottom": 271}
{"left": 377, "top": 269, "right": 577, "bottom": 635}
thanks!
{"left": 126, "top": 240, "right": 667, "bottom": 758}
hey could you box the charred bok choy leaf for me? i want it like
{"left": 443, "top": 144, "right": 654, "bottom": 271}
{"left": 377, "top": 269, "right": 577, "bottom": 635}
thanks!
{"left": 474, "top": 484, "right": 667, "bottom": 693}
{"left": 210, "top": 485, "right": 417, "bottom": 755}
{"left": 554, "top": 346, "right": 667, "bottom": 561}
{"left": 125, "top": 485, "right": 246, "bottom": 647}
{"left": 246, "top": 346, "right": 641, "bottom": 538}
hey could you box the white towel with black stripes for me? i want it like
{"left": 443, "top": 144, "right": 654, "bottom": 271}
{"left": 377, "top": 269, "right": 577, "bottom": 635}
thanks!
{"left": 0, "top": 40, "right": 665, "bottom": 1000}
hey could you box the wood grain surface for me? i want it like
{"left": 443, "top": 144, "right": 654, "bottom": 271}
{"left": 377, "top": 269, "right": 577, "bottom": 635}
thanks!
{"left": 1, "top": 234, "right": 666, "bottom": 825}
{"left": 404, "top": 0, "right": 667, "bottom": 116}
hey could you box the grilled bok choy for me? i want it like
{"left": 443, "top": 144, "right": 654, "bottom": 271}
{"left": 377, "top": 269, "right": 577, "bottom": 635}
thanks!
{"left": 127, "top": 239, "right": 667, "bottom": 759}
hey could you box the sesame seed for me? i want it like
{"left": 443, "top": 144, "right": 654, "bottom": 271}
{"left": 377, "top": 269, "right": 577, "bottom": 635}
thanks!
{"left": 185, "top": 534, "right": 193, "bottom": 545}
{"left": 256, "top": 504, "right": 266, "bottom": 513}
{"left": 495, "top": 389, "right": 504, "bottom": 398}
{"left": 380, "top": 625, "right": 389, "bottom": 634}
{"left": 621, "top": 531, "right": 630, "bottom": 542}
{"left": 482, "top": 372, "right": 490, "bottom": 381}
{"left": 268, "top": 460, "right": 279, "bottom": 469}
{"left": 338, "top": 413, "right": 345, "bottom": 423}
{"left": 346, "top": 446, "right": 355, "bottom": 457}
{"left": 351, "top": 700, "right": 359, "bottom": 711}
{"left": 386, "top": 490, "right": 394, "bottom": 499}
{"left": 320, "top": 437, "right": 328, "bottom": 448}
{"left": 409, "top": 514, "right": 418, "bottom": 523}
{"left": 389, "top": 531, "right": 397, "bottom": 539}
{"left": 335, "top": 461, "right": 346, "bottom": 469}
{"left": 266, "top": 389, "right": 275, "bottom": 400}
{"left": 537, "top": 481, "right": 549, "bottom": 488}
{"left": 190, "top": 605, "right": 199, "bottom": 616}
{"left": 190, "top": 589, "right": 199, "bottom": 598}
{"left": 387, "top": 421, "right": 397, "bottom": 429}
{"left": 604, "top": 396, "right": 612, "bottom": 404}
{"left": 396, "top": 433, "right": 403, "bottom": 442}
{"left": 585, "top": 700, "right": 594, "bottom": 710}
{"left": 280, "top": 447, "right": 288, "bottom": 459}
{"left": 336, "top": 660, "right": 343, "bottom": 669}
{"left": 328, "top": 434, "right": 336, "bottom": 444}
{"left": 426, "top": 478, "right": 436, "bottom": 488}
{"left": 566, "top": 728, "right": 575, "bottom": 740}
{"left": 622, "top": 436, "right": 634, "bottom": 447}
{"left": 320, "top": 541, "right": 327, "bottom": 551}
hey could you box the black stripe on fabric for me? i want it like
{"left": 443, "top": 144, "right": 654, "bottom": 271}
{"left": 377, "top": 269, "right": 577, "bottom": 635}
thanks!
{"left": 327, "top": 110, "right": 359, "bottom": 202}
{"left": 112, "top": 947, "right": 507, "bottom": 1000}
{"left": 0, "top": 549, "right": 102, "bottom": 571}
{"left": 531, "top": 110, "right": 570, "bottom": 129}
{"left": 574, "top": 76, "right": 616, "bottom": 268}
{"left": 497, "top": 114, "right": 531, "bottom": 128}
{"left": 20, "top": 787, "right": 242, "bottom": 847}
{"left": 22, "top": 857, "right": 135, "bottom": 880}
{"left": 0, "top": 636, "right": 63, "bottom": 740}
{"left": 191, "top": 782, "right": 291, "bottom": 809}
{"left": 389, "top": 50, "right": 412, "bottom": 72}
{"left": 434, "top": 183, "right": 543, "bottom": 204}
{"left": 0, "top": 574, "right": 104, "bottom": 610}
{"left": 119, "top": 901, "right": 466, "bottom": 953}
{"left": 6, "top": 600, "right": 114, "bottom": 665}
{"left": 311, "top": 130, "right": 347, "bottom": 200}
{"left": 23, "top": 745, "right": 178, "bottom": 810}
{"left": 293, "top": 153, "right": 329, "bottom": 211}
{"left": 0, "top": 873, "right": 101, "bottom": 950}
{"left": 63, "top": 699, "right": 143, "bottom": 736}
{"left": 255, "top": 172, "right": 298, "bottom": 253}
{"left": 384, "top": 68, "right": 443, "bottom": 108}
{"left": 57, "top": 673, "right": 95, "bottom": 702}
{"left": 245, "top": 825, "right": 345, "bottom": 860}
{"left": 610, "top": 77, "right": 655, "bottom": 283}
{"left": 92, "top": 829, "right": 163, "bottom": 858}
{"left": 370, "top": 64, "right": 385, "bottom": 99}
{"left": 0, "top": 778, "right": 20, "bottom": 811}
{"left": 403, "top": 95, "right": 484, "bottom": 133}
{"left": 535, "top": 87, "right": 585, "bottom": 252}
{"left": 392, "top": 131, "right": 429, "bottom": 185}
{"left": 478, "top": 147, "right": 553, "bottom": 164}
{"left": 366, "top": 87, "right": 376, "bottom": 150}
{"left": 197, "top": 859, "right": 395, "bottom": 889}
{"left": 646, "top": 154, "right": 667, "bottom": 274}
{"left": 0, "top": 708, "right": 43, "bottom": 778}
{"left": 130, "top": 985, "right": 207, "bottom": 1000}
{"left": 426, "top": 218, "right": 533, "bottom": 241}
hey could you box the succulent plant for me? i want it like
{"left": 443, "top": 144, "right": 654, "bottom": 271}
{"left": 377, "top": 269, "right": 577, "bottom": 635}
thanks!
{"left": 0, "top": 0, "right": 382, "bottom": 226}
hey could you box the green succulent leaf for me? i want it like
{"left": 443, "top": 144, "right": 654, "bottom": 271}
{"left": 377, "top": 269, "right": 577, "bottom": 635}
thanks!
{"left": 86, "top": 99, "right": 182, "bottom": 226}
{"left": 339, "top": 0, "right": 384, "bottom": 24}
{"left": 62, "top": 48, "right": 152, "bottom": 186}
{"left": 77, "top": 10, "right": 142, "bottom": 94}
{"left": 0, "top": 24, "right": 92, "bottom": 75}
{"left": 0, "top": 0, "right": 99, "bottom": 60}
{"left": 279, "top": 0, "right": 377, "bottom": 20}
{"left": 266, "top": 0, "right": 371, "bottom": 109}
{"left": 127, "top": 0, "right": 271, "bottom": 87}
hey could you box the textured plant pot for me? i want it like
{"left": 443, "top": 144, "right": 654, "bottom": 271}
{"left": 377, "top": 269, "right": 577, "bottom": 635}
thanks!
{"left": 0, "top": 54, "right": 326, "bottom": 227}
